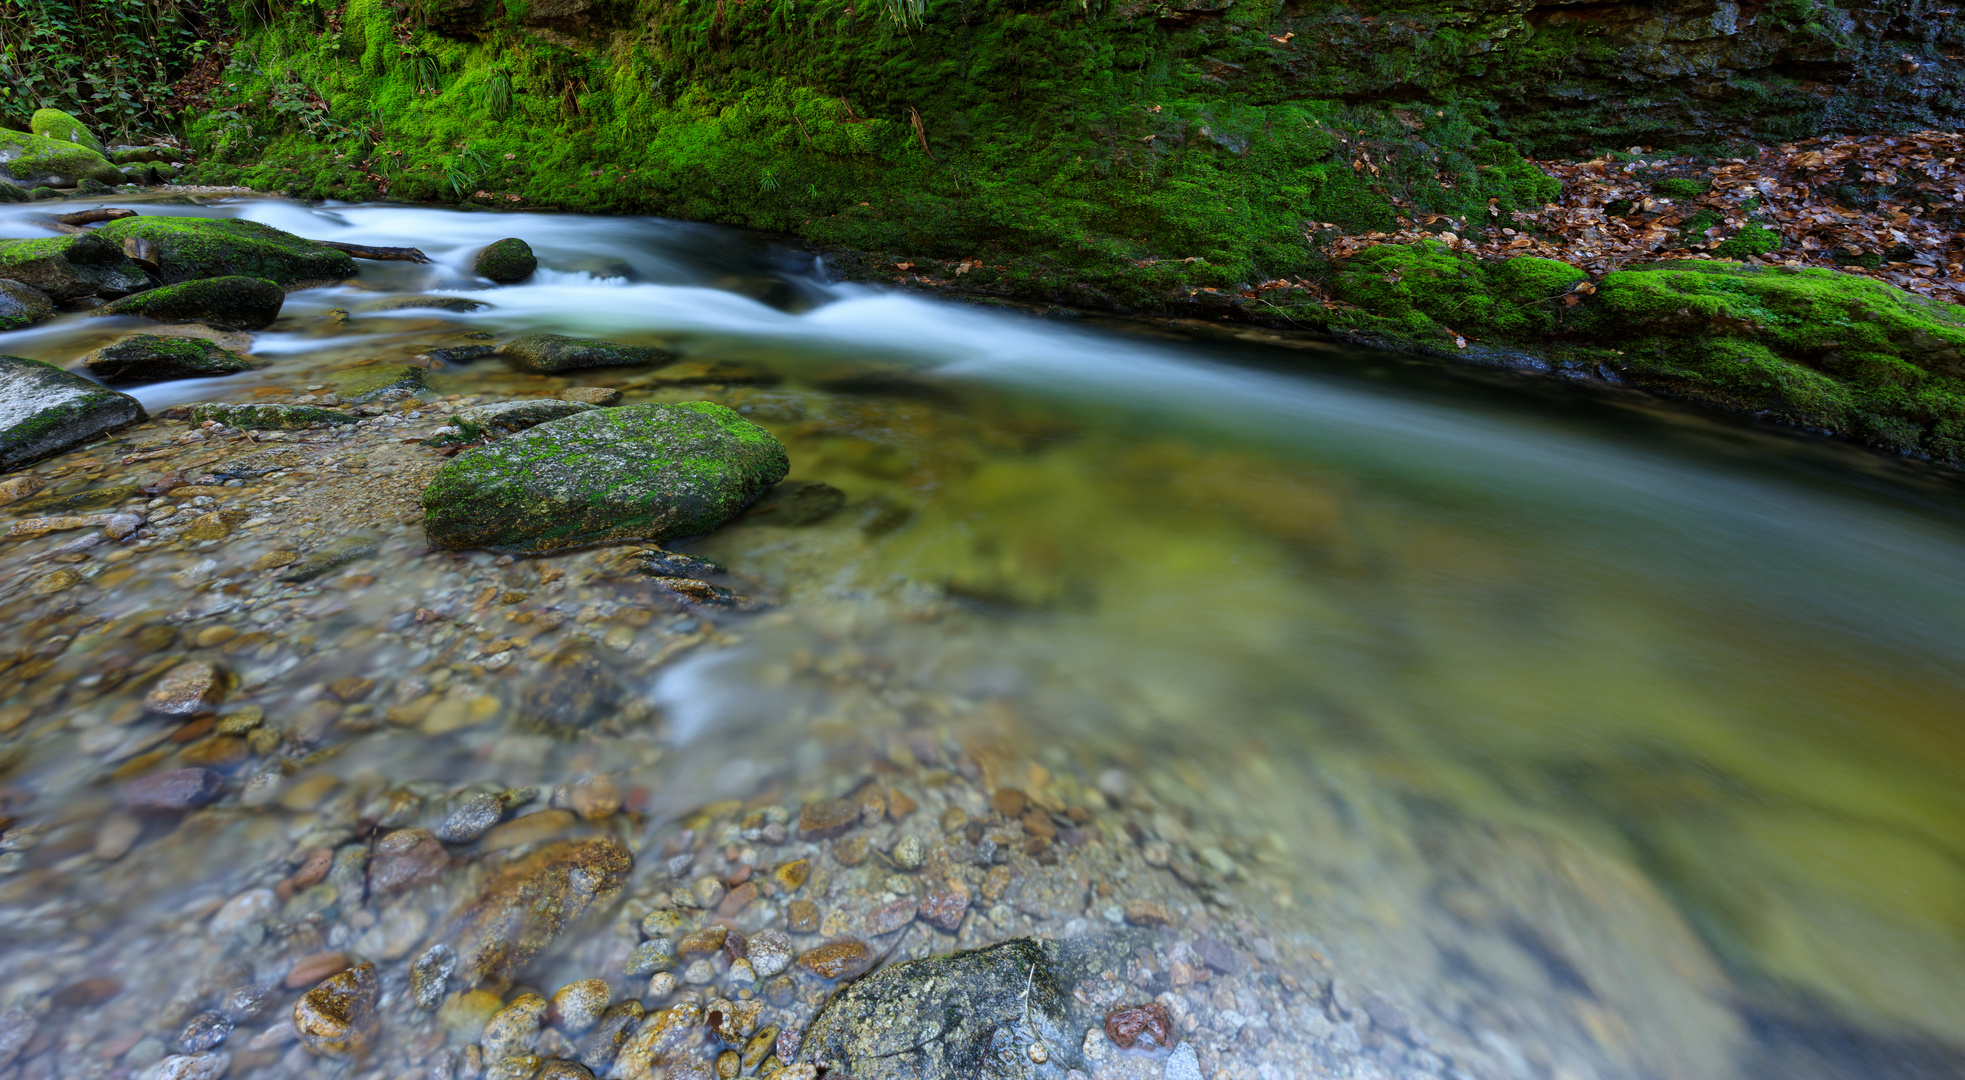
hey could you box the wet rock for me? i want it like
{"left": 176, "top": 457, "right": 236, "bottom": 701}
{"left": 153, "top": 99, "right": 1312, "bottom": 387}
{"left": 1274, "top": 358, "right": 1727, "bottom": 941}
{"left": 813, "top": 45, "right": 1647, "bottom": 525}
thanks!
{"left": 83, "top": 334, "right": 257, "bottom": 384}
{"left": 181, "top": 402, "right": 354, "bottom": 430}
{"left": 677, "top": 926, "right": 728, "bottom": 959}
{"left": 551, "top": 979, "right": 611, "bottom": 1034}
{"left": 626, "top": 938, "right": 677, "bottom": 975}
{"left": 867, "top": 899, "right": 918, "bottom": 935}
{"left": 0, "top": 355, "right": 145, "bottom": 471}
{"left": 538, "top": 1062, "right": 594, "bottom": 1080}
{"left": 476, "top": 238, "right": 538, "bottom": 283}
{"left": 0, "top": 1009, "right": 36, "bottom": 1069}
{"left": 1163, "top": 1041, "right": 1201, "bottom": 1080}
{"left": 446, "top": 838, "right": 634, "bottom": 984}
{"left": 412, "top": 944, "right": 457, "bottom": 1009}
{"left": 371, "top": 828, "right": 451, "bottom": 892}
{"left": 278, "top": 533, "right": 379, "bottom": 582}
{"left": 210, "top": 888, "right": 277, "bottom": 934}
{"left": 787, "top": 900, "right": 820, "bottom": 933}
{"left": 0, "top": 277, "right": 53, "bottom": 331}
{"left": 892, "top": 835, "right": 926, "bottom": 870}
{"left": 499, "top": 334, "right": 672, "bottom": 373}
{"left": 284, "top": 951, "right": 352, "bottom": 990}
{"left": 219, "top": 984, "right": 273, "bottom": 1023}
{"left": 1192, "top": 935, "right": 1249, "bottom": 976}
{"left": 615, "top": 1001, "right": 702, "bottom": 1076}
{"left": 747, "top": 931, "right": 794, "bottom": 977}
{"left": 420, "top": 344, "right": 498, "bottom": 366}
{"left": 147, "top": 661, "right": 226, "bottom": 715}
{"left": 439, "top": 793, "right": 505, "bottom": 842}
{"left": 292, "top": 961, "right": 379, "bottom": 1057}
{"left": 1104, "top": 1003, "right": 1175, "bottom": 1050}
{"left": 94, "top": 217, "right": 356, "bottom": 287}
{"left": 94, "top": 276, "right": 286, "bottom": 330}
{"left": 484, "top": 993, "right": 549, "bottom": 1061}
{"left": 94, "top": 812, "right": 143, "bottom": 860}
{"left": 919, "top": 886, "right": 971, "bottom": 932}
{"left": 124, "top": 767, "right": 223, "bottom": 811}
{"left": 0, "top": 233, "right": 146, "bottom": 300}
{"left": 648, "top": 359, "right": 778, "bottom": 385}
{"left": 436, "top": 399, "right": 596, "bottom": 445}
{"left": 577, "top": 999, "right": 644, "bottom": 1073}
{"left": 361, "top": 295, "right": 488, "bottom": 314}
{"left": 178, "top": 1011, "right": 233, "bottom": 1053}
{"left": 12, "top": 482, "right": 141, "bottom": 514}
{"left": 630, "top": 548, "right": 726, "bottom": 578}
{"left": 509, "top": 656, "right": 613, "bottom": 729}
{"left": 337, "top": 363, "right": 428, "bottom": 402}
{"left": 799, "top": 798, "right": 858, "bottom": 840}
{"left": 560, "top": 386, "right": 621, "bottom": 406}
{"left": 422, "top": 401, "right": 788, "bottom": 553}
{"left": 798, "top": 939, "right": 872, "bottom": 981}
{"left": 146, "top": 1052, "right": 232, "bottom": 1080}
{"left": 482, "top": 808, "right": 578, "bottom": 850}
{"left": 739, "top": 480, "right": 846, "bottom": 526}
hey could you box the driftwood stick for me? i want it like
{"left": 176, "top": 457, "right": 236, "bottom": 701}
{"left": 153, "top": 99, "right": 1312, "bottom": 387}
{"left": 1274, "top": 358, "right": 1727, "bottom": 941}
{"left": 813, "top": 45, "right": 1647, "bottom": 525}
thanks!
{"left": 315, "top": 240, "right": 433, "bottom": 264}
{"left": 54, "top": 207, "right": 138, "bottom": 227}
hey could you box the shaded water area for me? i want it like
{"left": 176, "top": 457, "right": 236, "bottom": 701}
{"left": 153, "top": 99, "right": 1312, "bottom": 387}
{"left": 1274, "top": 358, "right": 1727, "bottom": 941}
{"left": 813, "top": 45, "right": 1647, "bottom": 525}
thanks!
{"left": 1, "top": 198, "right": 1963, "bottom": 1080}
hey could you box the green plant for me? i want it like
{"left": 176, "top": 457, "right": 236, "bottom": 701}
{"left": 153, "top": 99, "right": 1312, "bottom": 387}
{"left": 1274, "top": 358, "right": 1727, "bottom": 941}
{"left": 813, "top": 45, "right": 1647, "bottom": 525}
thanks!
{"left": 879, "top": 0, "right": 926, "bottom": 28}
{"left": 0, "top": 0, "right": 212, "bottom": 137}
{"left": 441, "top": 142, "right": 489, "bottom": 198}
{"left": 478, "top": 68, "right": 513, "bottom": 120}
{"left": 407, "top": 52, "right": 442, "bottom": 95}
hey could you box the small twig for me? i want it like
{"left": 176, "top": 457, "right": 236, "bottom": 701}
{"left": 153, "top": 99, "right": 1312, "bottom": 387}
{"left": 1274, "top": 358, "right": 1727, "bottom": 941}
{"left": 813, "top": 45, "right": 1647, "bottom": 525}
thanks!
{"left": 313, "top": 240, "right": 432, "bottom": 264}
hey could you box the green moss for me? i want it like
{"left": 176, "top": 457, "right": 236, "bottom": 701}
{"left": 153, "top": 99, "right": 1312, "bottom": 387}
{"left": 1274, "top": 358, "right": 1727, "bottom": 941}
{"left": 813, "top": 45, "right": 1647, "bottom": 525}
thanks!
{"left": 92, "top": 217, "right": 357, "bottom": 287}
{"left": 82, "top": 334, "right": 259, "bottom": 383}
{"left": 1650, "top": 177, "right": 1712, "bottom": 199}
{"left": 475, "top": 238, "right": 537, "bottom": 283}
{"left": 184, "top": 402, "right": 358, "bottom": 428}
{"left": 1331, "top": 242, "right": 1584, "bottom": 340}
{"left": 92, "top": 276, "right": 288, "bottom": 330}
{"left": 1713, "top": 223, "right": 1782, "bottom": 260}
{"left": 0, "top": 129, "right": 122, "bottom": 187}
{"left": 30, "top": 109, "right": 104, "bottom": 155}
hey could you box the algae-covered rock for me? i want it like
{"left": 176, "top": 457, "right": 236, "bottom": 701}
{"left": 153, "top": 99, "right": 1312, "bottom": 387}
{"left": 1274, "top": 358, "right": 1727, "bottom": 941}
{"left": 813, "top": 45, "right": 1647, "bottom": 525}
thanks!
{"left": 30, "top": 109, "right": 104, "bottom": 155}
{"left": 0, "top": 183, "right": 26, "bottom": 205}
{"left": 429, "top": 399, "right": 596, "bottom": 446}
{"left": 293, "top": 961, "right": 378, "bottom": 1056}
{"left": 0, "top": 233, "right": 149, "bottom": 301}
{"left": 184, "top": 402, "right": 356, "bottom": 429}
{"left": 336, "top": 363, "right": 426, "bottom": 402}
{"left": 1332, "top": 241, "right": 1586, "bottom": 340}
{"left": 0, "top": 279, "right": 53, "bottom": 331}
{"left": 0, "top": 128, "right": 121, "bottom": 188}
{"left": 82, "top": 334, "right": 257, "bottom": 384}
{"left": 500, "top": 334, "right": 673, "bottom": 373}
{"left": 93, "top": 276, "right": 285, "bottom": 329}
{"left": 359, "top": 295, "right": 489, "bottom": 314}
{"left": 475, "top": 238, "right": 538, "bottom": 283}
{"left": 0, "top": 355, "right": 145, "bottom": 470}
{"left": 802, "top": 934, "right": 1150, "bottom": 1080}
{"left": 421, "top": 401, "right": 789, "bottom": 552}
{"left": 445, "top": 837, "right": 633, "bottom": 985}
{"left": 92, "top": 217, "right": 356, "bottom": 287}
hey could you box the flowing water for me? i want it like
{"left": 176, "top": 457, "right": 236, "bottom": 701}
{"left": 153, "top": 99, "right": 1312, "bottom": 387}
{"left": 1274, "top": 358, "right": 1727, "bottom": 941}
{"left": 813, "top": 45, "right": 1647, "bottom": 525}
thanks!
{"left": 0, "top": 198, "right": 1962, "bottom": 1080}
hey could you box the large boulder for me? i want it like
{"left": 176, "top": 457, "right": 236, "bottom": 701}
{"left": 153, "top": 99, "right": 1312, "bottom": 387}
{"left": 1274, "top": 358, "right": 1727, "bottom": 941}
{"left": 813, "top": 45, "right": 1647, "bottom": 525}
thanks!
{"left": 0, "top": 279, "right": 53, "bottom": 331}
{"left": 0, "top": 355, "right": 145, "bottom": 470}
{"left": 91, "top": 217, "right": 356, "bottom": 287}
{"left": 0, "top": 234, "right": 149, "bottom": 301}
{"left": 474, "top": 238, "right": 537, "bottom": 283}
{"left": 0, "top": 128, "right": 121, "bottom": 188}
{"left": 29, "top": 109, "right": 104, "bottom": 155}
{"left": 422, "top": 401, "right": 788, "bottom": 552}
{"left": 92, "top": 276, "right": 285, "bottom": 330}
{"left": 81, "top": 334, "right": 258, "bottom": 384}
{"left": 499, "top": 334, "right": 672, "bottom": 373}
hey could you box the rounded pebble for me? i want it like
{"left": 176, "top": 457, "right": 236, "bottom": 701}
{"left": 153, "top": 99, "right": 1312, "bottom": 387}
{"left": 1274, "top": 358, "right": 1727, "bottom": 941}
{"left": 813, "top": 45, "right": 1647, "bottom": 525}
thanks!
{"left": 550, "top": 979, "right": 610, "bottom": 1034}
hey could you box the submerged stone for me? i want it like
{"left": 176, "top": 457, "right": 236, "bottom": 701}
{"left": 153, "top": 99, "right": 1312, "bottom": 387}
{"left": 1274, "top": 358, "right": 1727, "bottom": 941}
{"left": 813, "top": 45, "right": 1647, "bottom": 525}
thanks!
{"left": 336, "top": 363, "right": 427, "bottom": 401}
{"left": 0, "top": 233, "right": 148, "bottom": 301}
{"left": 740, "top": 480, "right": 846, "bottom": 526}
{"left": 445, "top": 837, "right": 633, "bottom": 984}
{"left": 476, "top": 238, "right": 538, "bottom": 283}
{"left": 0, "top": 355, "right": 145, "bottom": 471}
{"left": 82, "top": 334, "right": 257, "bottom": 384}
{"left": 94, "top": 276, "right": 286, "bottom": 330}
{"left": 421, "top": 401, "right": 789, "bottom": 553}
{"left": 93, "top": 217, "right": 357, "bottom": 287}
{"left": 500, "top": 334, "right": 673, "bottom": 373}
{"left": 293, "top": 961, "right": 379, "bottom": 1057}
{"left": 278, "top": 533, "right": 379, "bottom": 581}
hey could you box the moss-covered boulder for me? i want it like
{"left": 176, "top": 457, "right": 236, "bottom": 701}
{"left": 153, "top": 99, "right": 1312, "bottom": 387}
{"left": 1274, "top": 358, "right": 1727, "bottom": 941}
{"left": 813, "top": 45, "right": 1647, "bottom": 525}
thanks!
{"left": 181, "top": 402, "right": 356, "bottom": 429}
{"left": 0, "top": 234, "right": 149, "bottom": 301}
{"left": 0, "top": 355, "right": 145, "bottom": 470}
{"left": 498, "top": 334, "right": 672, "bottom": 373}
{"left": 474, "top": 238, "right": 537, "bottom": 283}
{"left": 1333, "top": 242, "right": 1588, "bottom": 341}
{"left": 92, "top": 276, "right": 285, "bottom": 330}
{"left": 0, "top": 128, "right": 121, "bottom": 188}
{"left": 0, "top": 279, "right": 54, "bottom": 331}
{"left": 91, "top": 217, "right": 356, "bottom": 287}
{"left": 0, "top": 182, "right": 26, "bottom": 205}
{"left": 422, "top": 401, "right": 789, "bottom": 552}
{"left": 81, "top": 334, "right": 258, "bottom": 384}
{"left": 29, "top": 109, "right": 104, "bottom": 155}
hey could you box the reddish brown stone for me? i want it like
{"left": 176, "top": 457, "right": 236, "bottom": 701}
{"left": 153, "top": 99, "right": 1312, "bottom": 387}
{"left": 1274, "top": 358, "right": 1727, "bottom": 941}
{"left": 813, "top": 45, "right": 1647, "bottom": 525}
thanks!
{"left": 288, "top": 848, "right": 333, "bottom": 890}
{"left": 715, "top": 881, "right": 758, "bottom": 919}
{"left": 1020, "top": 807, "right": 1058, "bottom": 840}
{"left": 284, "top": 951, "right": 351, "bottom": 990}
{"left": 786, "top": 900, "right": 820, "bottom": 933}
{"left": 797, "top": 940, "right": 872, "bottom": 981}
{"left": 1104, "top": 1003, "right": 1175, "bottom": 1050}
{"left": 678, "top": 926, "right": 728, "bottom": 959}
{"left": 293, "top": 961, "right": 378, "bottom": 1056}
{"left": 123, "top": 768, "right": 222, "bottom": 812}
{"left": 989, "top": 788, "right": 1027, "bottom": 818}
{"left": 864, "top": 899, "right": 917, "bottom": 935}
{"left": 918, "top": 886, "right": 970, "bottom": 932}
{"left": 369, "top": 828, "right": 450, "bottom": 893}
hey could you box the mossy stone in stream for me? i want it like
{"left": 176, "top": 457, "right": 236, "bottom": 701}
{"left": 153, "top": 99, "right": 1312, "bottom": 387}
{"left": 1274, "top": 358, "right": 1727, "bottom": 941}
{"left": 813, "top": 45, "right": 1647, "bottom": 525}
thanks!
{"left": 421, "top": 401, "right": 789, "bottom": 552}
{"left": 29, "top": 109, "right": 104, "bottom": 155}
{"left": 82, "top": 334, "right": 257, "bottom": 384}
{"left": 0, "top": 356, "right": 145, "bottom": 471}
{"left": 336, "top": 364, "right": 427, "bottom": 401}
{"left": 0, "top": 128, "right": 121, "bottom": 188}
{"left": 0, "top": 279, "right": 53, "bottom": 331}
{"left": 92, "top": 217, "right": 356, "bottom": 287}
{"left": 93, "top": 276, "right": 285, "bottom": 330}
{"left": 475, "top": 238, "right": 537, "bottom": 283}
{"left": 185, "top": 402, "right": 356, "bottom": 430}
{"left": 499, "top": 334, "right": 674, "bottom": 373}
{"left": 0, "top": 234, "right": 149, "bottom": 301}
{"left": 444, "top": 837, "right": 633, "bottom": 985}
{"left": 1331, "top": 241, "right": 1587, "bottom": 341}
{"left": 428, "top": 399, "right": 595, "bottom": 446}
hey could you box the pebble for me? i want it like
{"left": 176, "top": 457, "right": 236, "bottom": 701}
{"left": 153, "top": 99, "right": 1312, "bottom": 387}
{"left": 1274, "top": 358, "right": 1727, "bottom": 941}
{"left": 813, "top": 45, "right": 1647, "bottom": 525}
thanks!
{"left": 834, "top": 836, "right": 869, "bottom": 866}
{"left": 145, "top": 661, "right": 226, "bottom": 714}
{"left": 677, "top": 926, "right": 728, "bottom": 958}
{"left": 210, "top": 888, "right": 277, "bottom": 934}
{"left": 486, "top": 1053, "right": 543, "bottom": 1080}
{"left": 0, "top": 1009, "right": 36, "bottom": 1069}
{"left": 283, "top": 950, "right": 351, "bottom": 990}
{"left": 1106, "top": 1003, "right": 1176, "bottom": 1050}
{"left": 727, "top": 957, "right": 758, "bottom": 986}
{"left": 746, "top": 930, "right": 794, "bottom": 977}
{"left": 919, "top": 887, "right": 971, "bottom": 931}
{"left": 219, "top": 984, "right": 273, "bottom": 1023}
{"left": 771, "top": 857, "right": 810, "bottom": 892}
{"left": 561, "top": 386, "right": 622, "bottom": 405}
{"left": 412, "top": 944, "right": 457, "bottom": 1009}
{"left": 1125, "top": 901, "right": 1175, "bottom": 928}
{"left": 798, "top": 797, "right": 858, "bottom": 839}
{"left": 355, "top": 903, "right": 430, "bottom": 959}
{"left": 550, "top": 979, "right": 610, "bottom": 1034}
{"left": 94, "top": 812, "right": 143, "bottom": 859}
{"left": 640, "top": 908, "right": 685, "bottom": 937}
{"left": 124, "top": 767, "right": 222, "bottom": 811}
{"left": 690, "top": 875, "right": 726, "bottom": 909}
{"left": 891, "top": 834, "right": 925, "bottom": 870}
{"left": 438, "top": 793, "right": 504, "bottom": 842}
{"left": 370, "top": 828, "right": 451, "bottom": 891}
{"left": 866, "top": 898, "right": 918, "bottom": 935}
{"left": 214, "top": 706, "right": 263, "bottom": 735}
{"left": 682, "top": 959, "right": 717, "bottom": 985}
{"left": 786, "top": 899, "right": 820, "bottom": 933}
{"left": 177, "top": 1011, "right": 233, "bottom": 1053}
{"left": 626, "top": 938, "right": 677, "bottom": 975}
{"left": 575, "top": 1000, "right": 644, "bottom": 1073}
{"left": 292, "top": 961, "right": 378, "bottom": 1056}
{"left": 539, "top": 1061, "right": 595, "bottom": 1080}
{"left": 797, "top": 939, "right": 872, "bottom": 981}
{"left": 645, "top": 972, "right": 679, "bottom": 999}
{"left": 1164, "top": 1041, "right": 1202, "bottom": 1080}
{"left": 482, "top": 808, "right": 576, "bottom": 850}
{"left": 991, "top": 788, "right": 1028, "bottom": 818}
{"left": 147, "top": 1053, "right": 231, "bottom": 1080}
{"left": 482, "top": 993, "right": 548, "bottom": 1062}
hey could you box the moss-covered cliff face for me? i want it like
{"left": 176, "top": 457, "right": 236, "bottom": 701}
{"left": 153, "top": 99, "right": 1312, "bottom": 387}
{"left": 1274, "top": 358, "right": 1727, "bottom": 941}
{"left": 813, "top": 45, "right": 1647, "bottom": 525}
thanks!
{"left": 183, "top": 0, "right": 1960, "bottom": 309}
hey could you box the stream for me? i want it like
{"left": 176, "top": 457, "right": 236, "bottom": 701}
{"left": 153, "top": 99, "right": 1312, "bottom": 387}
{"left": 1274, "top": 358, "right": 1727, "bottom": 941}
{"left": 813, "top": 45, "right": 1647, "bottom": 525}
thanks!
{"left": 0, "top": 197, "right": 1962, "bottom": 1080}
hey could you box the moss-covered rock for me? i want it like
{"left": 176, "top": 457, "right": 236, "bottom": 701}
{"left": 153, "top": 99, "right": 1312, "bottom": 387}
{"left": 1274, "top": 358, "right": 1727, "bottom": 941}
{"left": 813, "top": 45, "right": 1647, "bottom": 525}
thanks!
{"left": 336, "top": 363, "right": 428, "bottom": 401}
{"left": 0, "top": 183, "right": 26, "bottom": 205}
{"left": 474, "top": 239, "right": 537, "bottom": 284}
{"left": 0, "top": 279, "right": 54, "bottom": 331}
{"left": 428, "top": 399, "right": 596, "bottom": 446}
{"left": 0, "top": 355, "right": 145, "bottom": 470}
{"left": 1332, "top": 242, "right": 1587, "bottom": 341}
{"left": 498, "top": 334, "right": 673, "bottom": 373}
{"left": 92, "top": 276, "right": 286, "bottom": 330}
{"left": 0, "top": 128, "right": 121, "bottom": 188}
{"left": 359, "top": 295, "right": 489, "bottom": 314}
{"left": 422, "top": 401, "right": 789, "bottom": 552}
{"left": 182, "top": 402, "right": 357, "bottom": 429}
{"left": 91, "top": 217, "right": 356, "bottom": 287}
{"left": 30, "top": 109, "right": 104, "bottom": 155}
{"left": 0, "top": 233, "right": 149, "bottom": 301}
{"left": 81, "top": 334, "right": 259, "bottom": 384}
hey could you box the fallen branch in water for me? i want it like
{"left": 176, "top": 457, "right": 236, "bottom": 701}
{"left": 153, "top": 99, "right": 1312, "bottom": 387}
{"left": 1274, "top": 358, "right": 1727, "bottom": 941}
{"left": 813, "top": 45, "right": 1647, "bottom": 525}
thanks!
{"left": 55, "top": 208, "right": 139, "bottom": 227}
{"left": 314, "top": 241, "right": 433, "bottom": 264}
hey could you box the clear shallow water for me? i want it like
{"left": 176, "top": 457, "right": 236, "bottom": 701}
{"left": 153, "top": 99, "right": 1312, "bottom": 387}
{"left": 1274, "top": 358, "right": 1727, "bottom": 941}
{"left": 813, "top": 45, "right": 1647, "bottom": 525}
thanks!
{"left": 1, "top": 198, "right": 1963, "bottom": 1080}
